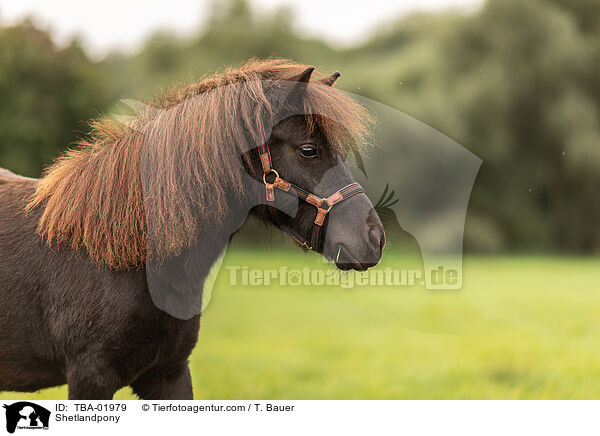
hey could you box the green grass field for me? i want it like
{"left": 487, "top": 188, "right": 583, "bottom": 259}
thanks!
{"left": 2, "top": 249, "right": 599, "bottom": 399}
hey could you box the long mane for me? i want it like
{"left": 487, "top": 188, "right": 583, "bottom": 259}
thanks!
{"left": 27, "top": 58, "right": 372, "bottom": 270}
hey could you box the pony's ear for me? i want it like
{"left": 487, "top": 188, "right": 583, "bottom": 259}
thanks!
{"left": 320, "top": 71, "right": 341, "bottom": 87}
{"left": 291, "top": 66, "right": 315, "bottom": 83}
{"left": 286, "top": 66, "right": 315, "bottom": 103}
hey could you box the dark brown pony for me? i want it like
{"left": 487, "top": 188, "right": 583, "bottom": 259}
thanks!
{"left": 0, "top": 59, "right": 384, "bottom": 399}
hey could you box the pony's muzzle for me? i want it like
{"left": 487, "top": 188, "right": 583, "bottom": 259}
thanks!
{"left": 324, "top": 196, "right": 386, "bottom": 271}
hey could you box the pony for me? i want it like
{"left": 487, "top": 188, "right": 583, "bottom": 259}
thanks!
{"left": 0, "top": 59, "right": 385, "bottom": 399}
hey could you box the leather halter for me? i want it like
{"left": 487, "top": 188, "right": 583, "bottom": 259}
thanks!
{"left": 259, "top": 143, "right": 365, "bottom": 253}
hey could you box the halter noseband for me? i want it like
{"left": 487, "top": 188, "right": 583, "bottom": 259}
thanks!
{"left": 258, "top": 143, "right": 365, "bottom": 253}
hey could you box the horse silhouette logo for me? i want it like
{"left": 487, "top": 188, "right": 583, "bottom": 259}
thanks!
{"left": 2, "top": 402, "right": 50, "bottom": 433}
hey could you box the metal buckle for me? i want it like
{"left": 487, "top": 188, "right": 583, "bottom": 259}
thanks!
{"left": 263, "top": 169, "right": 279, "bottom": 185}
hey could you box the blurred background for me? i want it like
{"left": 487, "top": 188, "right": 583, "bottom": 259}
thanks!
{"left": 1, "top": 0, "right": 599, "bottom": 399}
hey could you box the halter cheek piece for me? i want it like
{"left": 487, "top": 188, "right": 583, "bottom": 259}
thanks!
{"left": 258, "top": 144, "right": 364, "bottom": 253}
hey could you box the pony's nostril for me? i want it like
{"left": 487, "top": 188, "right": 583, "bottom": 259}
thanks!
{"left": 369, "top": 226, "right": 383, "bottom": 254}
{"left": 368, "top": 227, "right": 378, "bottom": 244}
{"left": 366, "top": 208, "right": 385, "bottom": 257}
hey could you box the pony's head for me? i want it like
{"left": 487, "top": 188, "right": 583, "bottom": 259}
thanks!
{"left": 244, "top": 67, "right": 385, "bottom": 270}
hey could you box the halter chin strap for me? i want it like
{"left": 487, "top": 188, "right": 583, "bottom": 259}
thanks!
{"left": 259, "top": 146, "right": 365, "bottom": 253}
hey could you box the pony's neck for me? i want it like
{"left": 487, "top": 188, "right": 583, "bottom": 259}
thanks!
{"left": 145, "top": 184, "right": 254, "bottom": 319}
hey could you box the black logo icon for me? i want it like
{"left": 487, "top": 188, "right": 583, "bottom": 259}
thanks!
{"left": 2, "top": 402, "right": 50, "bottom": 434}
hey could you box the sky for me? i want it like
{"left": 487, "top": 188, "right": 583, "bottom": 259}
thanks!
{"left": 0, "top": 0, "right": 483, "bottom": 59}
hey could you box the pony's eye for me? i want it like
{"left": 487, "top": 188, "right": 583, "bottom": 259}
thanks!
{"left": 300, "top": 144, "right": 318, "bottom": 158}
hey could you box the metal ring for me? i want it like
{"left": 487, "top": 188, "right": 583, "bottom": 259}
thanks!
{"left": 263, "top": 169, "right": 279, "bottom": 185}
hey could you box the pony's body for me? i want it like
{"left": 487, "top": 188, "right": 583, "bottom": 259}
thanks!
{"left": 0, "top": 174, "right": 199, "bottom": 398}
{"left": 0, "top": 59, "right": 384, "bottom": 399}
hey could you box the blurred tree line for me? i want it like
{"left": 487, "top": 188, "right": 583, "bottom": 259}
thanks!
{"left": 0, "top": 20, "right": 114, "bottom": 176}
{"left": 0, "top": 0, "right": 598, "bottom": 253}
